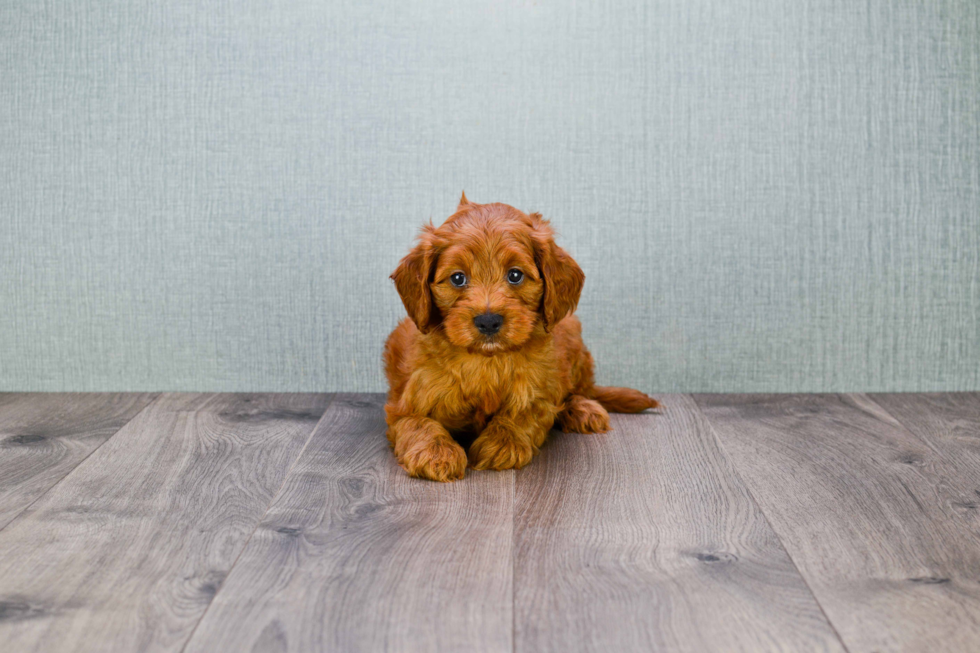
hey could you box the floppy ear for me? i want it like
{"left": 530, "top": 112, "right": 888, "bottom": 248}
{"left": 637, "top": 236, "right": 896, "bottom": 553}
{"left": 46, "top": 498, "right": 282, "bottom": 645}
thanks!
{"left": 531, "top": 217, "right": 585, "bottom": 331}
{"left": 390, "top": 231, "right": 441, "bottom": 333}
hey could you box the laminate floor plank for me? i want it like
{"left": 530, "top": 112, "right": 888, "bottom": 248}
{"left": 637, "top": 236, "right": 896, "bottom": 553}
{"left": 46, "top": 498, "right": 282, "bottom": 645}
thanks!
{"left": 868, "top": 392, "right": 980, "bottom": 474}
{"left": 183, "top": 394, "right": 514, "bottom": 653}
{"left": 867, "top": 392, "right": 980, "bottom": 562}
{"left": 514, "top": 394, "right": 845, "bottom": 653}
{"left": 0, "top": 392, "right": 332, "bottom": 653}
{"left": 695, "top": 393, "right": 980, "bottom": 653}
{"left": 0, "top": 393, "right": 158, "bottom": 530}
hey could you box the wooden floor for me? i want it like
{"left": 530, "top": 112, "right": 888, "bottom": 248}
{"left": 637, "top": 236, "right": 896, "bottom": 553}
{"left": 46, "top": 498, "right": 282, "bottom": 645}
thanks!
{"left": 0, "top": 393, "right": 978, "bottom": 652}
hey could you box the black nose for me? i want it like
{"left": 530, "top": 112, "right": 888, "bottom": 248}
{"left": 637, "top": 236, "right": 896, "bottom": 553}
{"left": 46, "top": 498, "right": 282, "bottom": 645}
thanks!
{"left": 474, "top": 312, "right": 504, "bottom": 335}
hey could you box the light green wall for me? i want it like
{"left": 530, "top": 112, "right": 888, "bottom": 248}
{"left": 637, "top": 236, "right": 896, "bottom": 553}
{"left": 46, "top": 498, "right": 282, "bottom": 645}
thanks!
{"left": 2, "top": 0, "right": 978, "bottom": 392}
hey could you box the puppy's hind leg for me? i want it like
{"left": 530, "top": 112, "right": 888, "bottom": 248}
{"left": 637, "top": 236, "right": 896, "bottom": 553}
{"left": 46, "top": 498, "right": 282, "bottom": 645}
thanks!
{"left": 557, "top": 394, "right": 610, "bottom": 434}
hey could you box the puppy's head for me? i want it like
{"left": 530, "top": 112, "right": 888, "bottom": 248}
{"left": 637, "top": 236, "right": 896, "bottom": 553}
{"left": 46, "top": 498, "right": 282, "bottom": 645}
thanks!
{"left": 391, "top": 194, "right": 584, "bottom": 353}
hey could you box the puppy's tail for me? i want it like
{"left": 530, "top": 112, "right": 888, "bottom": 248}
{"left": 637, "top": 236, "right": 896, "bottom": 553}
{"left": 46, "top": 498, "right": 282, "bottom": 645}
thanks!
{"left": 589, "top": 386, "right": 660, "bottom": 413}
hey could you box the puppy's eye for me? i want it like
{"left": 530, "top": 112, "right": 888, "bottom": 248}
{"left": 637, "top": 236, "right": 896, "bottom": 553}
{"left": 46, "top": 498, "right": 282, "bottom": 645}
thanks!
{"left": 449, "top": 271, "right": 467, "bottom": 287}
{"left": 507, "top": 268, "right": 524, "bottom": 285}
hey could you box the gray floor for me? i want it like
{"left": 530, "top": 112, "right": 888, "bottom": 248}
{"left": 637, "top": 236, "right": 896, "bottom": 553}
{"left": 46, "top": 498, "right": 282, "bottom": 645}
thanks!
{"left": 0, "top": 393, "right": 978, "bottom": 652}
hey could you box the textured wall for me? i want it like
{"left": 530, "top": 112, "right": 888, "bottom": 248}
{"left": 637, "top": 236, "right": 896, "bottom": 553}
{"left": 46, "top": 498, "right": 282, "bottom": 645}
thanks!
{"left": 2, "top": 0, "right": 978, "bottom": 392}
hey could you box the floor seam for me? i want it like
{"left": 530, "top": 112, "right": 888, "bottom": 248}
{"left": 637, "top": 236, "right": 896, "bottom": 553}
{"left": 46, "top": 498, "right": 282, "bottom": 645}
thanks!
{"left": 177, "top": 392, "right": 338, "bottom": 653}
{"left": 689, "top": 393, "right": 854, "bottom": 653}
{"left": 860, "top": 392, "right": 947, "bottom": 459}
{"left": 0, "top": 392, "right": 164, "bottom": 536}
{"left": 511, "top": 468, "right": 517, "bottom": 653}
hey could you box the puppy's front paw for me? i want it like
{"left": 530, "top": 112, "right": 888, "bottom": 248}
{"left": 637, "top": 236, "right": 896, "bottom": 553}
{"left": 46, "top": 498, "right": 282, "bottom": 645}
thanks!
{"left": 469, "top": 430, "right": 535, "bottom": 471}
{"left": 400, "top": 439, "right": 468, "bottom": 482}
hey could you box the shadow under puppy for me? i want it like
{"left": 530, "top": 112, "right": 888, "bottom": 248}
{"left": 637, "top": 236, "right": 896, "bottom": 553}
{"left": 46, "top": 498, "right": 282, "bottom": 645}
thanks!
{"left": 384, "top": 194, "right": 658, "bottom": 482}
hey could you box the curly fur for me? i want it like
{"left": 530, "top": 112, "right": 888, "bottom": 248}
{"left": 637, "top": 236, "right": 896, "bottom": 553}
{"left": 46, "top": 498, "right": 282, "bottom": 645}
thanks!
{"left": 384, "top": 195, "right": 659, "bottom": 481}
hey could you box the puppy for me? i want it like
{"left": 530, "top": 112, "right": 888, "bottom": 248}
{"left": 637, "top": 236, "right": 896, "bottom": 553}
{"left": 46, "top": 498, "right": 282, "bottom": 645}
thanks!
{"left": 384, "top": 194, "right": 658, "bottom": 481}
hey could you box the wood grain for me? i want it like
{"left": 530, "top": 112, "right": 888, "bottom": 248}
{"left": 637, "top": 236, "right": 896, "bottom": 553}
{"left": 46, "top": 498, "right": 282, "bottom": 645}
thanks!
{"left": 0, "top": 393, "right": 157, "bottom": 530}
{"left": 868, "top": 392, "right": 980, "bottom": 474}
{"left": 183, "top": 394, "right": 514, "bottom": 653}
{"left": 0, "top": 392, "right": 331, "bottom": 653}
{"left": 514, "top": 394, "right": 845, "bottom": 653}
{"left": 695, "top": 393, "right": 980, "bottom": 653}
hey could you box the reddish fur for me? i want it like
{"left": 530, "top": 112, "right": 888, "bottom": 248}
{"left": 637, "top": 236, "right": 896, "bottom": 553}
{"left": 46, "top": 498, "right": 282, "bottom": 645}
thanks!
{"left": 589, "top": 386, "right": 661, "bottom": 413}
{"left": 384, "top": 196, "right": 659, "bottom": 482}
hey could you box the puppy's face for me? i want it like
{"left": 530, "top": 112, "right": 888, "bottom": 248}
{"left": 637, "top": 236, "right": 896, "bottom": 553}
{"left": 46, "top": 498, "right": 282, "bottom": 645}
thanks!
{"left": 432, "top": 223, "right": 543, "bottom": 353}
{"left": 391, "top": 197, "right": 584, "bottom": 354}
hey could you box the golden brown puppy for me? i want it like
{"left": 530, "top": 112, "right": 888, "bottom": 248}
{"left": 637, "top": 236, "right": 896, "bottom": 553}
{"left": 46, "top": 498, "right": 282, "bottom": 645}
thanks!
{"left": 384, "top": 194, "right": 658, "bottom": 481}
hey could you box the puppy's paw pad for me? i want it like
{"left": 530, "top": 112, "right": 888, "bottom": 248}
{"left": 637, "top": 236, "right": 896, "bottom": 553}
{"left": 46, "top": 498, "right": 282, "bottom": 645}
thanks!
{"left": 401, "top": 440, "right": 468, "bottom": 482}
{"left": 469, "top": 436, "right": 535, "bottom": 471}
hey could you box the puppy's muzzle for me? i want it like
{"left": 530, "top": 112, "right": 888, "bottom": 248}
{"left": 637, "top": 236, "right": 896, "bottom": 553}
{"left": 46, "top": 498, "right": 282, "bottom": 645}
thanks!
{"left": 474, "top": 312, "right": 504, "bottom": 336}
